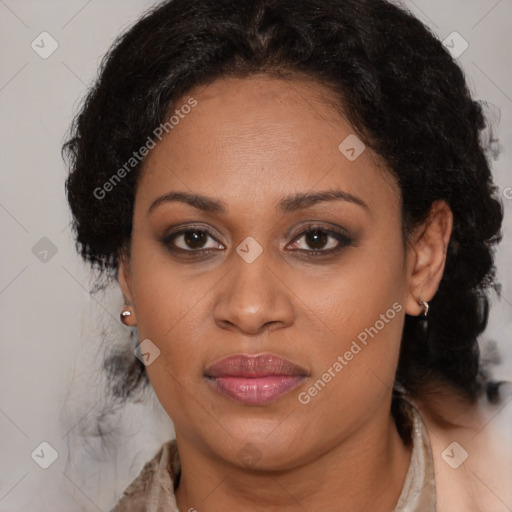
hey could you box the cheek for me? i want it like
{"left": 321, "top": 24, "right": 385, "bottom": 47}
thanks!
{"left": 131, "top": 281, "right": 207, "bottom": 382}
{"left": 127, "top": 246, "right": 214, "bottom": 404}
{"left": 302, "top": 231, "right": 406, "bottom": 346}
{"left": 129, "top": 240, "right": 213, "bottom": 341}
{"left": 296, "top": 234, "right": 407, "bottom": 407}
{"left": 135, "top": 288, "right": 209, "bottom": 431}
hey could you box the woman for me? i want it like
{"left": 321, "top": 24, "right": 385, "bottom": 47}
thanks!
{"left": 63, "top": 0, "right": 510, "bottom": 510}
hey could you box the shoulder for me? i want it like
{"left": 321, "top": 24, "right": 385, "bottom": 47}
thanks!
{"left": 109, "top": 439, "right": 179, "bottom": 512}
{"left": 412, "top": 386, "right": 512, "bottom": 512}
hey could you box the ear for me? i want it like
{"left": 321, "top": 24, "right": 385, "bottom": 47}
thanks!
{"left": 404, "top": 200, "right": 453, "bottom": 316}
{"left": 118, "top": 250, "right": 137, "bottom": 326}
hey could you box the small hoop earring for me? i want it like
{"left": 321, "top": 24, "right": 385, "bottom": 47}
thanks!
{"left": 419, "top": 300, "right": 429, "bottom": 318}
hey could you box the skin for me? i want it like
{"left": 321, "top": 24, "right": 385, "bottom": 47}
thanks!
{"left": 118, "top": 74, "right": 453, "bottom": 512}
{"left": 414, "top": 391, "right": 512, "bottom": 512}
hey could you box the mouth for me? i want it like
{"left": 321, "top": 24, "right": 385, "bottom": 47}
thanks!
{"left": 204, "top": 353, "right": 308, "bottom": 405}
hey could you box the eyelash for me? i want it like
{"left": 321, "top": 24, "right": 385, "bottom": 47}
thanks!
{"left": 159, "top": 224, "right": 353, "bottom": 258}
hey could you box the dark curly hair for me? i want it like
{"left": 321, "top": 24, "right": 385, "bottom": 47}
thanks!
{"left": 63, "top": 0, "right": 504, "bottom": 409}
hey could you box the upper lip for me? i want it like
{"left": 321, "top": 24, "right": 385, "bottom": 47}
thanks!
{"left": 204, "top": 353, "right": 308, "bottom": 378}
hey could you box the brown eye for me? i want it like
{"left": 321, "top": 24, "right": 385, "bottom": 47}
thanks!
{"left": 288, "top": 225, "right": 352, "bottom": 255}
{"left": 304, "top": 230, "right": 329, "bottom": 250}
{"left": 161, "top": 228, "right": 224, "bottom": 252}
{"left": 181, "top": 230, "right": 209, "bottom": 249}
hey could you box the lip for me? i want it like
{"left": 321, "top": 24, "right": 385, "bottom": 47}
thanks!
{"left": 204, "top": 353, "right": 308, "bottom": 405}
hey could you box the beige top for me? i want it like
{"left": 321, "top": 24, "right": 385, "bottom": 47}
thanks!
{"left": 110, "top": 400, "right": 435, "bottom": 512}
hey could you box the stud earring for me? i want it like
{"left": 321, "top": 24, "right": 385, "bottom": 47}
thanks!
{"left": 120, "top": 309, "right": 132, "bottom": 324}
{"left": 120, "top": 299, "right": 133, "bottom": 325}
{"left": 418, "top": 300, "right": 429, "bottom": 318}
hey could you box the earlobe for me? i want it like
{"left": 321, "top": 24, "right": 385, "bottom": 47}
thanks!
{"left": 405, "top": 200, "right": 453, "bottom": 316}
{"left": 118, "top": 252, "right": 137, "bottom": 326}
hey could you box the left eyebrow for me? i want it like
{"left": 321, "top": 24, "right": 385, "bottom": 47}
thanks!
{"left": 277, "top": 188, "right": 368, "bottom": 213}
{"left": 147, "top": 187, "right": 368, "bottom": 216}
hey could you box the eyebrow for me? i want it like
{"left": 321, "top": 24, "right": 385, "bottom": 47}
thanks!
{"left": 147, "top": 188, "right": 368, "bottom": 216}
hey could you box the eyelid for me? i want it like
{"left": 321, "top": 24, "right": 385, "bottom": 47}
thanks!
{"left": 163, "top": 223, "right": 224, "bottom": 241}
{"left": 287, "top": 222, "right": 351, "bottom": 242}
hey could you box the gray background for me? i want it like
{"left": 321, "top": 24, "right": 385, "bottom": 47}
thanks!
{"left": 1, "top": 0, "right": 511, "bottom": 510}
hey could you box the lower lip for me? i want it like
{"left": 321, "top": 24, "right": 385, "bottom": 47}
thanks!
{"left": 207, "top": 375, "right": 305, "bottom": 405}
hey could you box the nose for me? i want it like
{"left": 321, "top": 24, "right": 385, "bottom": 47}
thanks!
{"left": 213, "top": 252, "right": 295, "bottom": 335}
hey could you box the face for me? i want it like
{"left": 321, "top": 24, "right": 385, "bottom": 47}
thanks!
{"left": 119, "top": 74, "right": 430, "bottom": 470}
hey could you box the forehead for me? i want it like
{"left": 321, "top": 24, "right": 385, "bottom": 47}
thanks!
{"left": 136, "top": 74, "right": 399, "bottom": 215}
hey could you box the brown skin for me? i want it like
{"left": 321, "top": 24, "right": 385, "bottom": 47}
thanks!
{"left": 118, "top": 74, "right": 453, "bottom": 512}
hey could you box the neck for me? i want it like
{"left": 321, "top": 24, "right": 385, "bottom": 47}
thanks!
{"left": 174, "top": 404, "right": 412, "bottom": 512}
